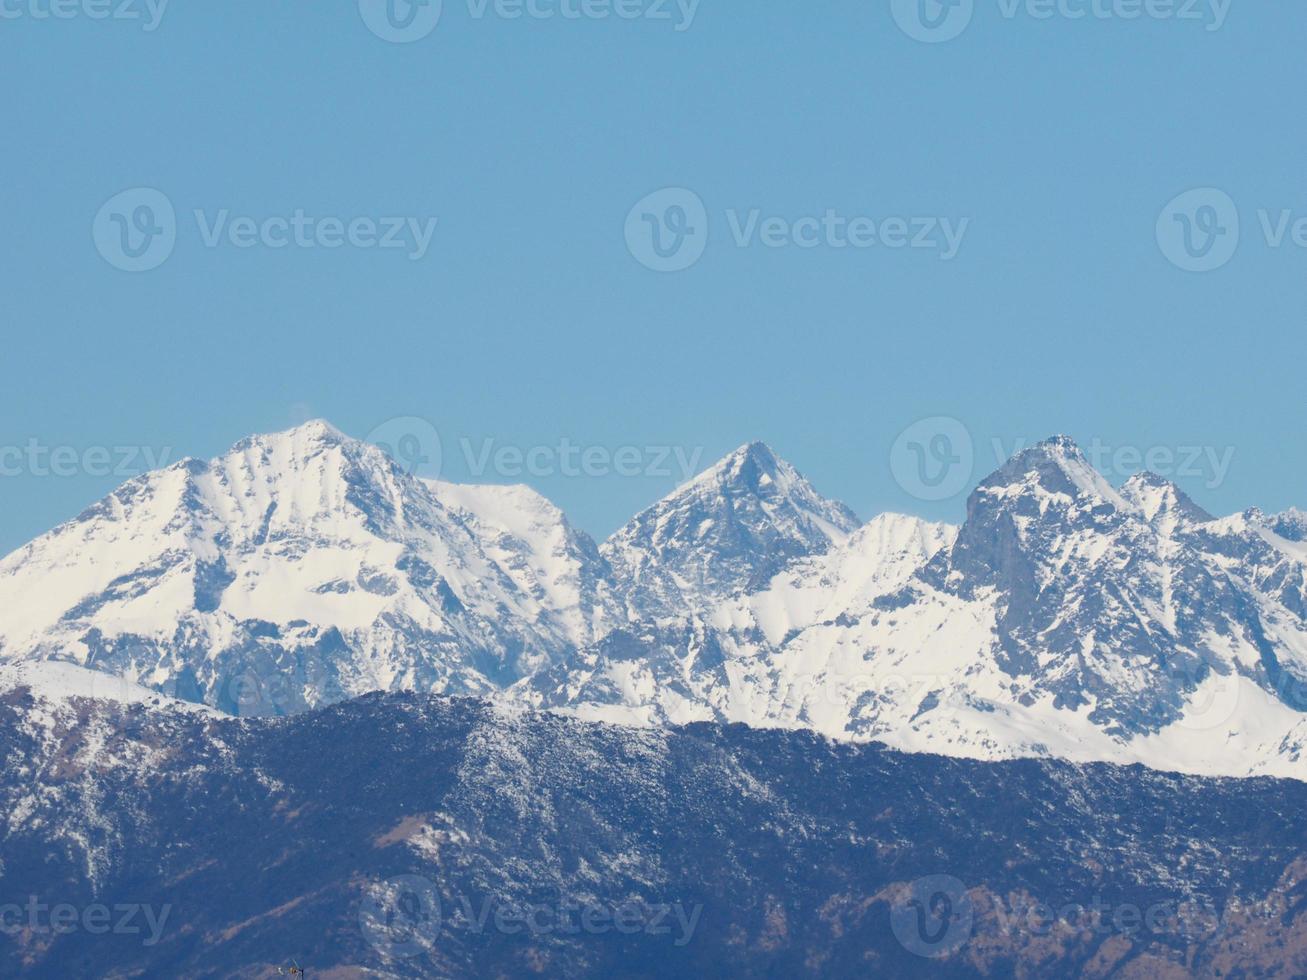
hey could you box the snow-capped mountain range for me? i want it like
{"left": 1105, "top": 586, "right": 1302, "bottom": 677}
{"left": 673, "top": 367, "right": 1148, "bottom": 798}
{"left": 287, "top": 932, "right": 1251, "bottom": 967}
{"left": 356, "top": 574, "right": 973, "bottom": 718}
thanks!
{"left": 2, "top": 420, "right": 1306, "bottom": 781}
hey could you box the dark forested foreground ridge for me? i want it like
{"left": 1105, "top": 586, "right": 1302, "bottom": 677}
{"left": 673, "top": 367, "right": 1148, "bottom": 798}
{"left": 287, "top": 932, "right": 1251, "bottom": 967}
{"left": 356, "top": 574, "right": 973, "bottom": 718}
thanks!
{"left": 3, "top": 682, "right": 1306, "bottom": 978}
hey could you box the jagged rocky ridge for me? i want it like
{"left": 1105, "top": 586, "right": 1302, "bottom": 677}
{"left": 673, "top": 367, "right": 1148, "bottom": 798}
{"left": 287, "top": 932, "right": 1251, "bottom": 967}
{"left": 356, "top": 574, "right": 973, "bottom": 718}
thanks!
{"left": 2, "top": 668, "right": 1306, "bottom": 979}
{"left": 1, "top": 422, "right": 1306, "bottom": 780}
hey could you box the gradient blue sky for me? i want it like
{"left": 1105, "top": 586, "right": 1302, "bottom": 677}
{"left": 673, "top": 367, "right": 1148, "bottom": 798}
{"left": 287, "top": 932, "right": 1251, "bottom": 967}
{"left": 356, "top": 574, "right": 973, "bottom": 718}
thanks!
{"left": 3, "top": 0, "right": 1304, "bottom": 554}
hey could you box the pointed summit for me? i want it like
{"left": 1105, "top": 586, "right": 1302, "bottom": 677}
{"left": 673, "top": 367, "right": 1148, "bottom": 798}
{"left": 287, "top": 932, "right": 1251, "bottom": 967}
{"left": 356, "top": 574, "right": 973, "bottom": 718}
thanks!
{"left": 717, "top": 440, "right": 779, "bottom": 471}
{"left": 603, "top": 443, "right": 859, "bottom": 618}
{"left": 682, "top": 441, "right": 798, "bottom": 498}
{"left": 980, "top": 435, "right": 1127, "bottom": 510}
{"left": 939, "top": 435, "right": 1131, "bottom": 596}
{"left": 287, "top": 418, "right": 347, "bottom": 441}
{"left": 1120, "top": 471, "right": 1212, "bottom": 525}
{"left": 231, "top": 418, "right": 350, "bottom": 453}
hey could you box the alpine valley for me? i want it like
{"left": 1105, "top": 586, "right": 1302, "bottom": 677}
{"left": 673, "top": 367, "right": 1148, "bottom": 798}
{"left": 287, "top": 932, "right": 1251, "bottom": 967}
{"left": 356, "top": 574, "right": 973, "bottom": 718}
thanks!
{"left": 2, "top": 420, "right": 1306, "bottom": 781}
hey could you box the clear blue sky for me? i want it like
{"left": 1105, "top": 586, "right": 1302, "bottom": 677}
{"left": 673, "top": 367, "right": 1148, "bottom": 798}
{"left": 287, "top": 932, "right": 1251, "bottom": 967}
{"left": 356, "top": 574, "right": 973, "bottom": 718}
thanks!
{"left": 3, "top": 1, "right": 1304, "bottom": 554}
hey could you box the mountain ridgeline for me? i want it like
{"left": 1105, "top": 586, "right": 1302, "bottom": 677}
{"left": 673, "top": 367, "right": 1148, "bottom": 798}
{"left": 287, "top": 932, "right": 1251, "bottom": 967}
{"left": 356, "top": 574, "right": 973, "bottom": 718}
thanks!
{"left": 1, "top": 421, "right": 1305, "bottom": 780}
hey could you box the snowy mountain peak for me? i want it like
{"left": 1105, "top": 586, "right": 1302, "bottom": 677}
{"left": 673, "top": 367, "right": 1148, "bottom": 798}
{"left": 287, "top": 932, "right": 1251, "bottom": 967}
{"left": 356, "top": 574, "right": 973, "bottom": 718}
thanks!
{"left": 296, "top": 418, "right": 346, "bottom": 440}
{"left": 0, "top": 421, "right": 602, "bottom": 714}
{"left": 981, "top": 434, "right": 1126, "bottom": 508}
{"left": 1037, "top": 432, "right": 1080, "bottom": 452}
{"left": 224, "top": 418, "right": 395, "bottom": 484}
{"left": 665, "top": 440, "right": 857, "bottom": 528}
{"left": 1120, "top": 470, "right": 1213, "bottom": 525}
{"left": 4, "top": 421, "right": 1307, "bottom": 784}
{"left": 943, "top": 435, "right": 1129, "bottom": 593}
{"left": 695, "top": 439, "right": 781, "bottom": 483}
{"left": 221, "top": 419, "right": 361, "bottom": 472}
{"left": 602, "top": 442, "right": 860, "bottom": 618}
{"left": 250, "top": 417, "right": 347, "bottom": 444}
{"left": 1268, "top": 507, "right": 1307, "bottom": 543}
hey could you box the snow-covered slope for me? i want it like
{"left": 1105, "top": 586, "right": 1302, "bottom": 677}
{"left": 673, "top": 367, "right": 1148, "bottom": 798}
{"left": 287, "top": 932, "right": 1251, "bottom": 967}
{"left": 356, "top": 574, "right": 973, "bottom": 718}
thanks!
{"left": 0, "top": 659, "right": 217, "bottom": 715}
{"left": 559, "top": 436, "right": 1307, "bottom": 780}
{"left": 0, "top": 422, "right": 599, "bottom": 714}
{"left": 427, "top": 479, "right": 621, "bottom": 646}
{"left": 3, "top": 422, "right": 1307, "bottom": 781}
{"left": 601, "top": 441, "right": 861, "bottom": 620}
{"left": 0, "top": 424, "right": 859, "bottom": 721}
{"left": 714, "top": 512, "right": 957, "bottom": 647}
